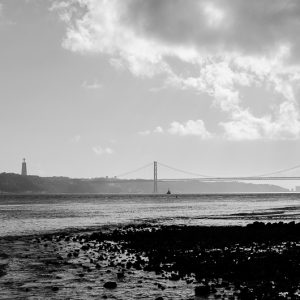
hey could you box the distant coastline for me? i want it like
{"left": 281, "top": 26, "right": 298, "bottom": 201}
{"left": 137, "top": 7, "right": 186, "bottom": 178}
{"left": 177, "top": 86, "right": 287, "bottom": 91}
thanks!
{"left": 0, "top": 172, "right": 288, "bottom": 194}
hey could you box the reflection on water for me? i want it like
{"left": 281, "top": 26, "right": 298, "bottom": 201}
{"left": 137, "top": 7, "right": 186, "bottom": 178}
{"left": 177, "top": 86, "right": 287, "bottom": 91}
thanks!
{"left": 0, "top": 193, "right": 299, "bottom": 236}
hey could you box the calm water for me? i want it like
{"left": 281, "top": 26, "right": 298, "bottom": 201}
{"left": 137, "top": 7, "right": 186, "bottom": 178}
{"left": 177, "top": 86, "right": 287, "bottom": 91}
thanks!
{"left": 0, "top": 193, "right": 300, "bottom": 237}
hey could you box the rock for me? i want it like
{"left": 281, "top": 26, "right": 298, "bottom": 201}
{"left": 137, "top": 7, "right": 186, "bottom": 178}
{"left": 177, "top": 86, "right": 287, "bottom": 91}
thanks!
{"left": 155, "top": 297, "right": 164, "bottom": 300}
{"left": 103, "top": 281, "right": 117, "bottom": 289}
{"left": 0, "top": 268, "right": 6, "bottom": 278}
{"left": 157, "top": 283, "right": 166, "bottom": 290}
{"left": 0, "top": 252, "right": 9, "bottom": 259}
{"left": 51, "top": 286, "right": 59, "bottom": 292}
{"left": 195, "top": 284, "right": 210, "bottom": 296}
{"left": 81, "top": 244, "right": 90, "bottom": 251}
{"left": 169, "top": 273, "right": 180, "bottom": 281}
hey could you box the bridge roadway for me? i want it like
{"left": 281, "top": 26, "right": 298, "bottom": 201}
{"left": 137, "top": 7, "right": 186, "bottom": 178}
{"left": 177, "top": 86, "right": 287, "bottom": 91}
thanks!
{"left": 100, "top": 176, "right": 300, "bottom": 183}
{"left": 158, "top": 176, "right": 300, "bottom": 181}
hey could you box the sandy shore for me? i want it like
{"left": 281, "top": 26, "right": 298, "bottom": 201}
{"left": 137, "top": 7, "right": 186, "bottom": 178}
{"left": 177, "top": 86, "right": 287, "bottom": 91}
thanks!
{"left": 0, "top": 222, "right": 300, "bottom": 299}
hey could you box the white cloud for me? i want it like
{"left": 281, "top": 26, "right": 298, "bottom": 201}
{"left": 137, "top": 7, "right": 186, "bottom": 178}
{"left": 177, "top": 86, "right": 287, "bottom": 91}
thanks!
{"left": 149, "top": 86, "right": 166, "bottom": 93}
{"left": 70, "top": 135, "right": 81, "bottom": 143}
{"left": 138, "top": 130, "right": 151, "bottom": 136}
{"left": 82, "top": 80, "right": 102, "bottom": 90}
{"left": 202, "top": 2, "right": 226, "bottom": 29}
{"left": 92, "top": 146, "right": 114, "bottom": 155}
{"left": 168, "top": 52, "right": 300, "bottom": 140}
{"left": 153, "top": 126, "right": 164, "bottom": 134}
{"left": 168, "top": 120, "right": 212, "bottom": 138}
{"left": 220, "top": 102, "right": 300, "bottom": 141}
{"left": 52, "top": 0, "right": 300, "bottom": 140}
{"left": 138, "top": 126, "right": 164, "bottom": 136}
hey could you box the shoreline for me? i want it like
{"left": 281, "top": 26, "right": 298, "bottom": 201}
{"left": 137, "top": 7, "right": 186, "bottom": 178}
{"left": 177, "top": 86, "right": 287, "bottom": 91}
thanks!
{"left": 1, "top": 221, "right": 300, "bottom": 299}
{"left": 1, "top": 218, "right": 299, "bottom": 240}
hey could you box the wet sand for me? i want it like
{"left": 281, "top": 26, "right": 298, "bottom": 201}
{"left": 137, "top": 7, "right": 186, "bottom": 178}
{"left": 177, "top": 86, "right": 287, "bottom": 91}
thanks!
{"left": 0, "top": 222, "right": 300, "bottom": 299}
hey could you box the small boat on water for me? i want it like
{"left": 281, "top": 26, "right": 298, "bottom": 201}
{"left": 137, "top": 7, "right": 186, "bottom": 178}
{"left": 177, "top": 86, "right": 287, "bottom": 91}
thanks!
{"left": 166, "top": 188, "right": 171, "bottom": 195}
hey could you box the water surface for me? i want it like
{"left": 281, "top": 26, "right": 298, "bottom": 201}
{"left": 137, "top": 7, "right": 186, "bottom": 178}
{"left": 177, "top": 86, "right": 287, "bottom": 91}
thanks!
{"left": 1, "top": 193, "right": 300, "bottom": 236}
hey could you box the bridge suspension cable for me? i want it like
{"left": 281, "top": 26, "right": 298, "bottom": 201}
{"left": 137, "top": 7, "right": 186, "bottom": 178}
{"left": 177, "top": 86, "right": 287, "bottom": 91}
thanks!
{"left": 115, "top": 162, "right": 153, "bottom": 178}
{"left": 114, "top": 161, "right": 300, "bottom": 181}
{"left": 160, "top": 161, "right": 300, "bottom": 179}
{"left": 158, "top": 161, "right": 212, "bottom": 178}
{"left": 255, "top": 163, "right": 300, "bottom": 177}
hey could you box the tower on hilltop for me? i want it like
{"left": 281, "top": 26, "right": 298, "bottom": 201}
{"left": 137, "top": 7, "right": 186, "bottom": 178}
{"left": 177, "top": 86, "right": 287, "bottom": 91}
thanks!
{"left": 21, "top": 158, "right": 27, "bottom": 176}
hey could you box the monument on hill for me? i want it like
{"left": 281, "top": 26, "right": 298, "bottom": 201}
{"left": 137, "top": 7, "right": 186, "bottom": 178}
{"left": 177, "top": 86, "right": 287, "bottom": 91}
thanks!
{"left": 21, "top": 158, "right": 27, "bottom": 176}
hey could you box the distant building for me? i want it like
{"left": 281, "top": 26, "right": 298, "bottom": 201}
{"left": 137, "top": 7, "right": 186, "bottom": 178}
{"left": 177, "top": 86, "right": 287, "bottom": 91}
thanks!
{"left": 21, "top": 158, "right": 27, "bottom": 176}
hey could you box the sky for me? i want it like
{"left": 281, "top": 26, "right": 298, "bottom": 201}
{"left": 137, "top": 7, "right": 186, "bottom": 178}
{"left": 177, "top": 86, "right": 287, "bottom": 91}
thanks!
{"left": 1, "top": 0, "right": 300, "bottom": 184}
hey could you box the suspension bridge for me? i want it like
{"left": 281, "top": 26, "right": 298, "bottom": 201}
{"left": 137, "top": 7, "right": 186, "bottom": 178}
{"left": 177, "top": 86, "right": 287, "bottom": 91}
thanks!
{"left": 112, "top": 161, "right": 300, "bottom": 193}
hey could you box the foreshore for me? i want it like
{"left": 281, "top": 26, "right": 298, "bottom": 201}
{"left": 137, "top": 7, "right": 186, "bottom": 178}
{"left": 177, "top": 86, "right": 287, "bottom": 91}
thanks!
{"left": 1, "top": 222, "right": 300, "bottom": 299}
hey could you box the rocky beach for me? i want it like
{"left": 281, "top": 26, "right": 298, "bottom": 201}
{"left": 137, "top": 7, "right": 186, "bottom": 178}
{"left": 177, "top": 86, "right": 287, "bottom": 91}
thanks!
{"left": 1, "top": 222, "right": 300, "bottom": 299}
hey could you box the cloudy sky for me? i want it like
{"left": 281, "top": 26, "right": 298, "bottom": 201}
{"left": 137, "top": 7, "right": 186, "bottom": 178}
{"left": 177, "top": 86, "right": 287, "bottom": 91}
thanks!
{"left": 1, "top": 0, "right": 300, "bottom": 181}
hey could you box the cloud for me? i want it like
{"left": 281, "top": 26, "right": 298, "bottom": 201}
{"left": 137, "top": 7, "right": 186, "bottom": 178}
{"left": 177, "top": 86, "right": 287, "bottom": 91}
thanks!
{"left": 153, "top": 126, "right": 164, "bottom": 133}
{"left": 82, "top": 80, "right": 103, "bottom": 90}
{"left": 138, "top": 130, "right": 151, "bottom": 136}
{"left": 0, "top": 3, "right": 16, "bottom": 26}
{"left": 149, "top": 86, "right": 166, "bottom": 93}
{"left": 124, "top": 0, "right": 300, "bottom": 60}
{"left": 70, "top": 135, "right": 81, "bottom": 143}
{"left": 168, "top": 120, "right": 212, "bottom": 138}
{"left": 220, "top": 102, "right": 300, "bottom": 140}
{"left": 52, "top": 0, "right": 300, "bottom": 140}
{"left": 138, "top": 126, "right": 164, "bottom": 136}
{"left": 92, "top": 146, "right": 114, "bottom": 155}
{"left": 52, "top": 0, "right": 300, "bottom": 58}
{"left": 140, "top": 121, "right": 210, "bottom": 138}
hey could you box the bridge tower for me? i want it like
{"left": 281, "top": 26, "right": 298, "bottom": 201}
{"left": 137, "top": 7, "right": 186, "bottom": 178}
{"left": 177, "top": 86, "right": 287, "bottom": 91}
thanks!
{"left": 21, "top": 158, "right": 27, "bottom": 176}
{"left": 153, "top": 161, "right": 158, "bottom": 193}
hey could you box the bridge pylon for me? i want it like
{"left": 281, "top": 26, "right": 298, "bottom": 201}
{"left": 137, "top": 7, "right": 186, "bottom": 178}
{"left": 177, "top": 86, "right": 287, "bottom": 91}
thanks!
{"left": 154, "top": 161, "right": 158, "bottom": 193}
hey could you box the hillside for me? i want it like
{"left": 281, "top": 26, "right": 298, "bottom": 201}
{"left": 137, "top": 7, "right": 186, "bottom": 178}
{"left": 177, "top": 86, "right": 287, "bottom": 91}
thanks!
{"left": 0, "top": 173, "right": 288, "bottom": 194}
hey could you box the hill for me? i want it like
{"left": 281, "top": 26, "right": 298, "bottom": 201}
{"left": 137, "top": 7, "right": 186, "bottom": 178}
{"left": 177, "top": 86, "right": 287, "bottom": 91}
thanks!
{"left": 0, "top": 173, "right": 288, "bottom": 194}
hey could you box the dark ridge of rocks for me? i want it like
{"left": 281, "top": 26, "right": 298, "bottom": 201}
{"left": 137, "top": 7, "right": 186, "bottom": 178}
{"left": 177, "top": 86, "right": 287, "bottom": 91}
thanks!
{"left": 66, "top": 221, "right": 300, "bottom": 299}
{"left": 21, "top": 221, "right": 300, "bottom": 299}
{"left": 109, "top": 221, "right": 300, "bottom": 248}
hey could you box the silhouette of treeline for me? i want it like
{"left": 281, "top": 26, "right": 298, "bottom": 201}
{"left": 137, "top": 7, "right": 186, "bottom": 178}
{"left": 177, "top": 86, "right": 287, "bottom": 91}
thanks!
{"left": 0, "top": 173, "right": 288, "bottom": 194}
